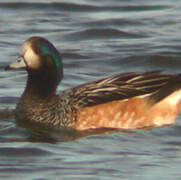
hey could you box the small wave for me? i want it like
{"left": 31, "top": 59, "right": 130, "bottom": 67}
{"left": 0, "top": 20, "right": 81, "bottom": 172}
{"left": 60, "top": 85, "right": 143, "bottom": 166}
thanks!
{"left": 0, "top": 2, "right": 171, "bottom": 12}
{"left": 62, "top": 52, "right": 91, "bottom": 60}
{"left": 0, "top": 147, "right": 51, "bottom": 156}
{"left": 0, "top": 96, "right": 18, "bottom": 104}
{"left": 66, "top": 28, "right": 147, "bottom": 41}
{"left": 84, "top": 18, "right": 145, "bottom": 28}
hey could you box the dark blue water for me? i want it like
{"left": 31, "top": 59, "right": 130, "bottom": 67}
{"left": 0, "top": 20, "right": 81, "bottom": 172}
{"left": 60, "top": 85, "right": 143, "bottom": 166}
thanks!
{"left": 1, "top": 0, "right": 181, "bottom": 179}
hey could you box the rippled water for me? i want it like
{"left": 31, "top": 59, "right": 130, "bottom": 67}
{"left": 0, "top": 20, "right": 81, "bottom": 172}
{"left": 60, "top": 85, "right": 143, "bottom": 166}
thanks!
{"left": 1, "top": 0, "right": 181, "bottom": 179}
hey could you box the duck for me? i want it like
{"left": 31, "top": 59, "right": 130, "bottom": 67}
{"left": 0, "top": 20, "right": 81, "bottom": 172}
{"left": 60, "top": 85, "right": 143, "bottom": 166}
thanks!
{"left": 5, "top": 36, "right": 181, "bottom": 131}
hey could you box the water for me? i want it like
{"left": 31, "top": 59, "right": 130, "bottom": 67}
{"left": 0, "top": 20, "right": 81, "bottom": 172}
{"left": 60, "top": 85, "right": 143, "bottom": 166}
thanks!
{"left": 1, "top": 0, "right": 181, "bottom": 179}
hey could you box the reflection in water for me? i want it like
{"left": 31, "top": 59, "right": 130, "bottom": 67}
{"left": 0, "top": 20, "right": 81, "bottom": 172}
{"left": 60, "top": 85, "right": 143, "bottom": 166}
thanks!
{"left": 0, "top": 108, "right": 135, "bottom": 143}
{"left": 16, "top": 118, "right": 135, "bottom": 143}
{"left": 0, "top": 108, "right": 171, "bottom": 143}
{"left": 1, "top": 0, "right": 181, "bottom": 179}
{"left": 0, "top": 108, "right": 14, "bottom": 119}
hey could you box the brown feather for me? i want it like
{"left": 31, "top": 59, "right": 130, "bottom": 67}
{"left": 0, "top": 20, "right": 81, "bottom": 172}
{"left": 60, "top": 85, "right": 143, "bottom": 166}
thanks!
{"left": 70, "top": 71, "right": 181, "bottom": 107}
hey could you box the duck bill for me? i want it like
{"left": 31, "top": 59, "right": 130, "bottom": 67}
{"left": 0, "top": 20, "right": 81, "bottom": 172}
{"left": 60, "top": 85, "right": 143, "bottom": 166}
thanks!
{"left": 5, "top": 56, "right": 26, "bottom": 70}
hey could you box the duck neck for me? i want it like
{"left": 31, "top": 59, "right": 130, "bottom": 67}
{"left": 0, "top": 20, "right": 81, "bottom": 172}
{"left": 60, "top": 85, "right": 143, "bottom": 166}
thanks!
{"left": 23, "top": 70, "right": 61, "bottom": 99}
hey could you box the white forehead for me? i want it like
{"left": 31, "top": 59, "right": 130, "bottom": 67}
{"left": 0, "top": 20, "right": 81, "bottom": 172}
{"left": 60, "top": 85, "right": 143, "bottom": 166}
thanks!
{"left": 20, "top": 40, "right": 32, "bottom": 55}
{"left": 20, "top": 40, "right": 41, "bottom": 69}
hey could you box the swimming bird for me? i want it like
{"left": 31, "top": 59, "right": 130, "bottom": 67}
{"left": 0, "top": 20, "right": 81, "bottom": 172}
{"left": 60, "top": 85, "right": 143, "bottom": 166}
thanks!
{"left": 5, "top": 36, "right": 181, "bottom": 130}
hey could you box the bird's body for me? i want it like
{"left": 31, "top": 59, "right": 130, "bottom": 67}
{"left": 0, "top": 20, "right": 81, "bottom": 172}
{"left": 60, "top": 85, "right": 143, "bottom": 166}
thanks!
{"left": 5, "top": 37, "right": 181, "bottom": 130}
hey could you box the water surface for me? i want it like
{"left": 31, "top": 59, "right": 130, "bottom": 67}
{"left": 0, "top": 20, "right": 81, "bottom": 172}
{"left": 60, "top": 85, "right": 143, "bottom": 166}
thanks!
{"left": 1, "top": 0, "right": 181, "bottom": 179}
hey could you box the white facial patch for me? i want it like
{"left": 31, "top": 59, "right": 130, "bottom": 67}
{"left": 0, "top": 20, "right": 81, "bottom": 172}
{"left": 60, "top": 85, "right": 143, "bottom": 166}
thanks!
{"left": 21, "top": 41, "right": 41, "bottom": 70}
{"left": 21, "top": 40, "right": 31, "bottom": 55}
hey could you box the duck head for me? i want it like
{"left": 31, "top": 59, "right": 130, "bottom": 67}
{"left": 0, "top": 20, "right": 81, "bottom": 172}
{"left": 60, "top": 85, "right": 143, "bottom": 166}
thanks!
{"left": 5, "top": 37, "right": 63, "bottom": 98}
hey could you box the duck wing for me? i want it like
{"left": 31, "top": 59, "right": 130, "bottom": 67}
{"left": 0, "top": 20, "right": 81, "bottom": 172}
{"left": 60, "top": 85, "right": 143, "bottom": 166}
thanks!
{"left": 70, "top": 71, "right": 181, "bottom": 107}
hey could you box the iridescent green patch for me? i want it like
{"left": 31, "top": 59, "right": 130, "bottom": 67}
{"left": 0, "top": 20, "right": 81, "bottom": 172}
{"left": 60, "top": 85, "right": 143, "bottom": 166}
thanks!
{"left": 35, "top": 41, "right": 62, "bottom": 77}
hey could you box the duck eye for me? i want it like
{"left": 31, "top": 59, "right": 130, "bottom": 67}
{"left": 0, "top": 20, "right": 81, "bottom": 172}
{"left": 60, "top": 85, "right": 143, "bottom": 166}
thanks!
{"left": 34, "top": 46, "right": 41, "bottom": 54}
{"left": 17, "top": 56, "right": 25, "bottom": 63}
{"left": 17, "top": 58, "right": 21, "bottom": 62}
